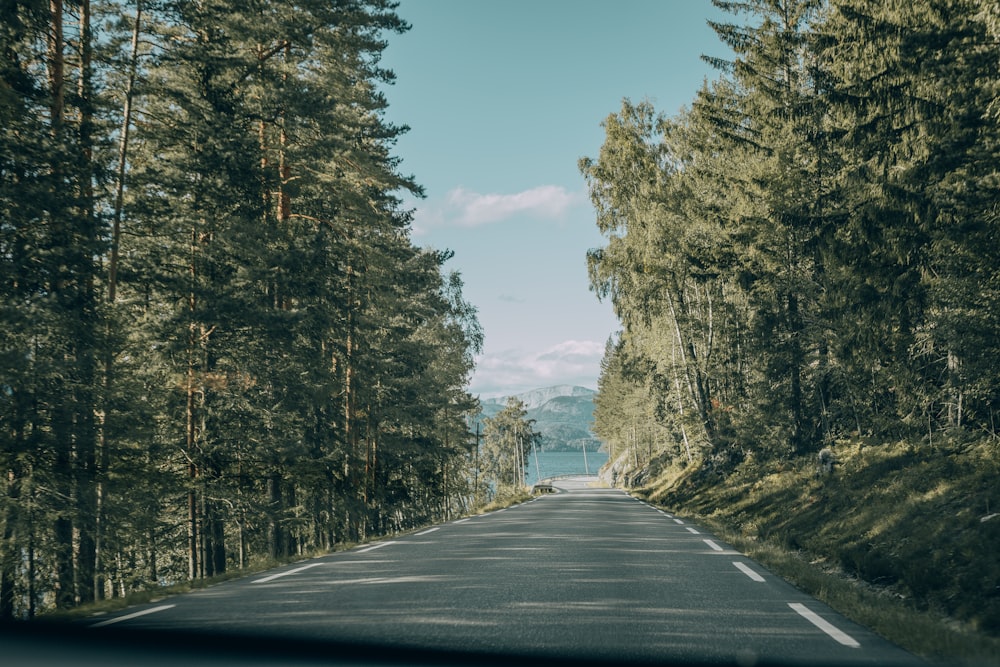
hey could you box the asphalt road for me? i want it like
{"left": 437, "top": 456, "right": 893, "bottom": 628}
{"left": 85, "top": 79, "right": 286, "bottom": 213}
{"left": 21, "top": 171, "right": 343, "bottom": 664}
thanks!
{"left": 69, "top": 478, "right": 923, "bottom": 665}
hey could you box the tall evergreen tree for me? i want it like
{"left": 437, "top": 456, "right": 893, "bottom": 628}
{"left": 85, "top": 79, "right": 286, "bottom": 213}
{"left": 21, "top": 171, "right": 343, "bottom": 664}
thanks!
{"left": 1, "top": 0, "right": 108, "bottom": 612}
{"left": 703, "top": 0, "right": 832, "bottom": 453}
{"left": 819, "top": 0, "right": 1000, "bottom": 435}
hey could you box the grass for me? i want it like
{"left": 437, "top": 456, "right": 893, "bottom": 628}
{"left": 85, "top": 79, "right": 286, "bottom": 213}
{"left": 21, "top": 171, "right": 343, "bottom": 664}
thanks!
{"left": 634, "top": 436, "right": 1000, "bottom": 665}
{"left": 477, "top": 487, "right": 533, "bottom": 512}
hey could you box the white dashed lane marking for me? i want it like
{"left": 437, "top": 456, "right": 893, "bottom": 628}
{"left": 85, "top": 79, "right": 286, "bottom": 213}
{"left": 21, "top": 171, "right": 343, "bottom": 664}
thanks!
{"left": 732, "top": 561, "right": 765, "bottom": 582}
{"left": 789, "top": 602, "right": 861, "bottom": 648}
{"left": 91, "top": 604, "right": 176, "bottom": 627}
{"left": 356, "top": 541, "right": 396, "bottom": 554}
{"left": 252, "top": 562, "right": 323, "bottom": 583}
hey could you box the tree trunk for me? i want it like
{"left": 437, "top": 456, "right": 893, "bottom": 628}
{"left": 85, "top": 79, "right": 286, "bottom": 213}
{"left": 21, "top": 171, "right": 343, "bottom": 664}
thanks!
{"left": 147, "top": 525, "right": 157, "bottom": 586}
{"left": 666, "top": 287, "right": 715, "bottom": 440}
{"left": 75, "top": 2, "right": 98, "bottom": 601}
{"left": 186, "top": 356, "right": 199, "bottom": 580}
{"left": 47, "top": 0, "right": 64, "bottom": 130}
{"left": 787, "top": 291, "right": 805, "bottom": 453}
{"left": 47, "top": 0, "right": 76, "bottom": 612}
{"left": 108, "top": 0, "right": 142, "bottom": 304}
{"left": 269, "top": 470, "right": 284, "bottom": 559}
{"left": 343, "top": 266, "right": 360, "bottom": 542}
{"left": 0, "top": 469, "right": 19, "bottom": 618}
{"left": 211, "top": 509, "right": 226, "bottom": 574}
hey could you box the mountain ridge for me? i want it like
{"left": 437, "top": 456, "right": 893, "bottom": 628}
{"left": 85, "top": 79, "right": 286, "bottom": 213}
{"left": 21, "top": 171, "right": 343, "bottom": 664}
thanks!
{"left": 481, "top": 384, "right": 595, "bottom": 410}
{"left": 478, "top": 385, "right": 601, "bottom": 453}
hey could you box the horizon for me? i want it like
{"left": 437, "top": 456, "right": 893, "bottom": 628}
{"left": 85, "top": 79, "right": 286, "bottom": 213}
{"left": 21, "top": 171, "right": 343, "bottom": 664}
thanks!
{"left": 478, "top": 383, "right": 598, "bottom": 403}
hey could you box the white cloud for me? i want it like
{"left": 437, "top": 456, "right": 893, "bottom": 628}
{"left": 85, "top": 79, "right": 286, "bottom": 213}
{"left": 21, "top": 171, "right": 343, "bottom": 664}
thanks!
{"left": 448, "top": 185, "right": 581, "bottom": 226}
{"left": 470, "top": 339, "right": 605, "bottom": 397}
{"left": 536, "top": 339, "right": 605, "bottom": 363}
{"left": 412, "top": 185, "right": 583, "bottom": 232}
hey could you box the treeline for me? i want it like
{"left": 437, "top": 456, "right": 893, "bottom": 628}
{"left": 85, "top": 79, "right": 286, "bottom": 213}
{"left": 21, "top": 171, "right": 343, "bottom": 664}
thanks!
{"left": 0, "top": 1, "right": 483, "bottom": 617}
{"left": 582, "top": 0, "right": 1000, "bottom": 477}
{"left": 479, "top": 397, "right": 541, "bottom": 497}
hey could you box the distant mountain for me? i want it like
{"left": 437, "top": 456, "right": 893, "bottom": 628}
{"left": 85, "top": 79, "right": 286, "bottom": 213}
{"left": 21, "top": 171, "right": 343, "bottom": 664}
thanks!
{"left": 478, "top": 385, "right": 602, "bottom": 453}
{"left": 486, "top": 385, "right": 596, "bottom": 411}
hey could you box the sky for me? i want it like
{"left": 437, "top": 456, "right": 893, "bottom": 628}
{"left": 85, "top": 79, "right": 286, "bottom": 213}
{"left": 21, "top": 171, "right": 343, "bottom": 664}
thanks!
{"left": 378, "top": 0, "right": 730, "bottom": 398}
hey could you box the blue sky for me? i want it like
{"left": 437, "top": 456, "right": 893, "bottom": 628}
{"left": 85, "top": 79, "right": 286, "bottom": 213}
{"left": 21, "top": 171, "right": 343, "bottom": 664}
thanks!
{"left": 379, "top": 0, "right": 729, "bottom": 397}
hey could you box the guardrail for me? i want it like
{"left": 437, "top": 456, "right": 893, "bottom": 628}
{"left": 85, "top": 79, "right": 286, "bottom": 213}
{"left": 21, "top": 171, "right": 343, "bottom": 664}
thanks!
{"left": 530, "top": 473, "right": 599, "bottom": 495}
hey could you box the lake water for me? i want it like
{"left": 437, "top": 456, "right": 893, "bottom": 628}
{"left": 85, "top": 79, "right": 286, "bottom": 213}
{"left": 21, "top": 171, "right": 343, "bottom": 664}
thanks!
{"left": 524, "top": 448, "right": 609, "bottom": 486}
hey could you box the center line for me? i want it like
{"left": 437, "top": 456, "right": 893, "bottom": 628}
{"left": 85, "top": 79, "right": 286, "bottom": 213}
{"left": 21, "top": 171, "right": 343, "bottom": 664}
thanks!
{"left": 788, "top": 603, "right": 861, "bottom": 648}
{"left": 416, "top": 527, "right": 439, "bottom": 536}
{"left": 703, "top": 539, "right": 724, "bottom": 551}
{"left": 91, "top": 604, "right": 175, "bottom": 627}
{"left": 253, "top": 562, "right": 323, "bottom": 583}
{"left": 733, "top": 561, "right": 765, "bottom": 582}
{"left": 357, "top": 541, "right": 396, "bottom": 553}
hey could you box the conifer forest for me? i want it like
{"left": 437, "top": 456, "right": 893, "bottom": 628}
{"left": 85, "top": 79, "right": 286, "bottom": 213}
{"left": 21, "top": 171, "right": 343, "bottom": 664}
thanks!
{"left": 1, "top": 0, "right": 485, "bottom": 617}
{"left": 584, "top": 0, "right": 1000, "bottom": 476}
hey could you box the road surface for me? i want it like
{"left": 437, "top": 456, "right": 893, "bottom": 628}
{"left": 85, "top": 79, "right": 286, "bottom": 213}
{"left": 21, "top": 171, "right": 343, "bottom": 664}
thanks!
{"left": 34, "top": 477, "right": 925, "bottom": 665}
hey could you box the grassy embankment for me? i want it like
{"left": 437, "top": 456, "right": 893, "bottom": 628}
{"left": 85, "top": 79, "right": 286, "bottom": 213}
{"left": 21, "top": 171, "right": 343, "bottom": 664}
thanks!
{"left": 631, "top": 435, "right": 1000, "bottom": 665}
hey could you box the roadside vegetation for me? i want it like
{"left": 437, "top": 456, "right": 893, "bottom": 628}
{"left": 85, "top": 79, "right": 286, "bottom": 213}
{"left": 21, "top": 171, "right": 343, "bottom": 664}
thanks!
{"left": 583, "top": 1, "right": 1000, "bottom": 664}
{"left": 627, "top": 436, "right": 1000, "bottom": 664}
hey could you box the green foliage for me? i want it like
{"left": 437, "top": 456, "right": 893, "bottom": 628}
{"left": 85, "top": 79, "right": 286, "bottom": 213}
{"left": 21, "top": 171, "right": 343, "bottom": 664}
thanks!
{"left": 1, "top": 0, "right": 481, "bottom": 618}
{"left": 584, "top": 0, "right": 1000, "bottom": 479}
{"left": 480, "top": 398, "right": 541, "bottom": 497}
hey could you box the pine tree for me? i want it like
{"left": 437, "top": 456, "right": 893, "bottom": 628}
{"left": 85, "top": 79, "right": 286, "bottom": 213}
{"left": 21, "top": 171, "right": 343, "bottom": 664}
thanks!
{"left": 819, "top": 0, "right": 1000, "bottom": 436}
{"left": 703, "top": 0, "right": 834, "bottom": 453}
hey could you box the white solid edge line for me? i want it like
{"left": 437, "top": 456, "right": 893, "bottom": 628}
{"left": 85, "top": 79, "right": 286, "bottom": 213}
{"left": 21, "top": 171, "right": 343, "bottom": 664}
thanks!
{"left": 733, "top": 561, "right": 766, "bottom": 582}
{"left": 356, "top": 541, "right": 396, "bottom": 554}
{"left": 686, "top": 527, "right": 700, "bottom": 534}
{"left": 416, "top": 527, "right": 440, "bottom": 536}
{"left": 91, "top": 604, "right": 176, "bottom": 628}
{"left": 703, "top": 539, "right": 724, "bottom": 552}
{"left": 252, "top": 562, "right": 323, "bottom": 584}
{"left": 788, "top": 602, "right": 861, "bottom": 648}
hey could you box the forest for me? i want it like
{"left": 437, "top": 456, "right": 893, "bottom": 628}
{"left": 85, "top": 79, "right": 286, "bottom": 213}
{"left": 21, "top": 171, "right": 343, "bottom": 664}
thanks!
{"left": 0, "top": 0, "right": 486, "bottom": 618}
{"left": 584, "top": 0, "right": 1000, "bottom": 476}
